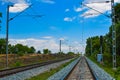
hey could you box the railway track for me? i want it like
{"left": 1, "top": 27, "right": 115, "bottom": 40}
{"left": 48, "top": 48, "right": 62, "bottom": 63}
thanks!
{"left": 65, "top": 56, "right": 95, "bottom": 80}
{"left": 0, "top": 57, "right": 73, "bottom": 78}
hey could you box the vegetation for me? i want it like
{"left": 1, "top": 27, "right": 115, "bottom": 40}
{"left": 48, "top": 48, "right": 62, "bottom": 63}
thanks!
{"left": 85, "top": 3, "right": 120, "bottom": 80}
{"left": 0, "top": 38, "right": 77, "bottom": 70}
{"left": 43, "top": 49, "right": 51, "bottom": 54}
{"left": 0, "top": 39, "right": 36, "bottom": 54}
{"left": 27, "top": 58, "right": 76, "bottom": 80}
{"left": 37, "top": 50, "right": 41, "bottom": 54}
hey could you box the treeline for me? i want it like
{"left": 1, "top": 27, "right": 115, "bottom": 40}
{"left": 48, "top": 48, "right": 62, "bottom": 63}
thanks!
{"left": 0, "top": 38, "right": 36, "bottom": 54}
{"left": 85, "top": 3, "right": 120, "bottom": 67}
{"left": 0, "top": 38, "right": 77, "bottom": 55}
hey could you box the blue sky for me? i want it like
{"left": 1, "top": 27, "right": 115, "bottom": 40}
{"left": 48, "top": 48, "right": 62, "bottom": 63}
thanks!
{"left": 0, "top": 0, "right": 119, "bottom": 53}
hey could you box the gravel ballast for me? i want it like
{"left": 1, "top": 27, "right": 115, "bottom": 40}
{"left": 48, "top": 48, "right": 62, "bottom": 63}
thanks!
{"left": 0, "top": 59, "right": 72, "bottom": 80}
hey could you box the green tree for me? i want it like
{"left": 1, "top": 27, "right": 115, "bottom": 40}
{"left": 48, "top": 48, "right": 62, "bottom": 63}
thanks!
{"left": 67, "top": 52, "right": 74, "bottom": 55}
{"left": 43, "top": 49, "right": 51, "bottom": 54}
{"left": 29, "top": 46, "right": 36, "bottom": 53}
{"left": 15, "top": 44, "right": 29, "bottom": 54}
{"left": 85, "top": 3, "right": 120, "bottom": 67}
{"left": 37, "top": 50, "right": 41, "bottom": 54}
{"left": 114, "top": 3, "right": 120, "bottom": 23}
{"left": 85, "top": 36, "right": 100, "bottom": 57}
{"left": 0, "top": 38, "right": 6, "bottom": 54}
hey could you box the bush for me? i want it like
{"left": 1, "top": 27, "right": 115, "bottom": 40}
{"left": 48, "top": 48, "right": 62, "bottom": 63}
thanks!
{"left": 14, "top": 61, "right": 22, "bottom": 67}
{"left": 18, "top": 52, "right": 24, "bottom": 56}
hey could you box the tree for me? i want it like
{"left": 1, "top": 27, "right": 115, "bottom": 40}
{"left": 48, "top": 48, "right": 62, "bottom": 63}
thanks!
{"left": 28, "top": 46, "right": 36, "bottom": 53}
{"left": 14, "top": 44, "right": 35, "bottom": 54}
{"left": 43, "top": 49, "right": 51, "bottom": 54}
{"left": 37, "top": 50, "right": 41, "bottom": 54}
{"left": 85, "top": 4, "right": 120, "bottom": 67}
{"left": 85, "top": 36, "right": 100, "bottom": 57}
{"left": 0, "top": 38, "right": 6, "bottom": 54}
{"left": 67, "top": 52, "right": 74, "bottom": 55}
{"left": 114, "top": 3, "right": 120, "bottom": 23}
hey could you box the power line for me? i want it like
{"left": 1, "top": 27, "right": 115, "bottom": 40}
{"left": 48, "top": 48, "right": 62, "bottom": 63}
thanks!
{"left": 81, "top": 3, "right": 111, "bottom": 18}
{"left": 9, "top": 4, "right": 33, "bottom": 21}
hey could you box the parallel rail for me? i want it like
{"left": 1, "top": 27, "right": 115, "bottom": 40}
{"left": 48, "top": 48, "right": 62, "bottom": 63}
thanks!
{"left": 0, "top": 57, "right": 73, "bottom": 78}
{"left": 65, "top": 57, "right": 96, "bottom": 80}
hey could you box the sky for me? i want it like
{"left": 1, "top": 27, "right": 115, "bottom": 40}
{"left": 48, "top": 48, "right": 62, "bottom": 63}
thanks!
{"left": 0, "top": 0, "right": 120, "bottom": 53}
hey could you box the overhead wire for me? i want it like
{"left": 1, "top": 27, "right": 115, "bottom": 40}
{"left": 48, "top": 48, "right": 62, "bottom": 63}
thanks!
{"left": 9, "top": 2, "right": 44, "bottom": 24}
{"left": 9, "top": 4, "right": 33, "bottom": 21}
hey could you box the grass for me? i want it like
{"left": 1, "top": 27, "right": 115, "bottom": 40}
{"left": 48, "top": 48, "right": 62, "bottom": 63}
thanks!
{"left": 26, "top": 58, "right": 77, "bottom": 80}
{"left": 0, "top": 54, "right": 75, "bottom": 70}
{"left": 89, "top": 56, "right": 120, "bottom": 80}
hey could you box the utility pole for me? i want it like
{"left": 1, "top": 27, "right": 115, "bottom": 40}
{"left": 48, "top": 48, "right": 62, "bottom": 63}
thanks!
{"left": 6, "top": 5, "right": 10, "bottom": 68}
{"left": 69, "top": 46, "right": 71, "bottom": 52}
{"left": 111, "top": 0, "right": 116, "bottom": 69}
{"left": 100, "top": 36, "right": 103, "bottom": 62}
{"left": 81, "top": 0, "right": 116, "bottom": 69}
{"left": 90, "top": 38, "right": 92, "bottom": 55}
{"left": 5, "top": 4, "right": 33, "bottom": 68}
{"left": 59, "top": 40, "right": 61, "bottom": 54}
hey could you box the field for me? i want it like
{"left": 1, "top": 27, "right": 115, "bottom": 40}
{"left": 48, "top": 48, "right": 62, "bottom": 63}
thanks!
{"left": 0, "top": 53, "right": 71, "bottom": 70}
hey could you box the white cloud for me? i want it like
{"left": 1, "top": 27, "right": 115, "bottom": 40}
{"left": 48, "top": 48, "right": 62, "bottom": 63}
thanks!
{"left": 64, "top": 17, "right": 76, "bottom": 22}
{"left": 41, "top": 0, "right": 55, "bottom": 4}
{"left": 9, "top": 37, "right": 69, "bottom": 53}
{"left": 42, "top": 36, "right": 53, "bottom": 39}
{"left": 9, "top": 3, "right": 29, "bottom": 13}
{"left": 80, "top": 0, "right": 120, "bottom": 18}
{"left": 9, "top": 37, "right": 85, "bottom": 53}
{"left": 9, "top": 38, "right": 58, "bottom": 53}
{"left": 81, "top": 2, "right": 111, "bottom": 18}
{"left": 64, "top": 17, "right": 73, "bottom": 22}
{"left": 65, "top": 9, "right": 70, "bottom": 12}
{"left": 84, "top": 0, "right": 120, "bottom": 3}
{"left": 74, "top": 7, "right": 83, "bottom": 12}
{"left": 1, "top": 0, "right": 30, "bottom": 13}
{"left": 1, "top": 0, "right": 26, "bottom": 3}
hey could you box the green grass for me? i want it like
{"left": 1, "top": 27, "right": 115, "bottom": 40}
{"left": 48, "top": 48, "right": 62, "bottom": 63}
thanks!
{"left": 89, "top": 56, "right": 120, "bottom": 80}
{"left": 26, "top": 58, "right": 77, "bottom": 80}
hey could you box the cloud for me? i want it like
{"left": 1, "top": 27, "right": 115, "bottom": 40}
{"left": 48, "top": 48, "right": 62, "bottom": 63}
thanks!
{"left": 9, "top": 38, "right": 59, "bottom": 53}
{"left": 9, "top": 3, "right": 29, "bottom": 13}
{"left": 41, "top": 0, "right": 55, "bottom": 4}
{"left": 9, "top": 37, "right": 69, "bottom": 53}
{"left": 1, "top": 0, "right": 25, "bottom": 3}
{"left": 80, "top": 0, "right": 120, "bottom": 18}
{"left": 42, "top": 36, "right": 53, "bottom": 39}
{"left": 1, "top": 0, "right": 30, "bottom": 13}
{"left": 9, "top": 37, "right": 85, "bottom": 53}
{"left": 64, "top": 17, "right": 76, "bottom": 22}
{"left": 65, "top": 9, "right": 70, "bottom": 12}
{"left": 84, "top": 0, "right": 120, "bottom": 3}
{"left": 74, "top": 7, "right": 83, "bottom": 12}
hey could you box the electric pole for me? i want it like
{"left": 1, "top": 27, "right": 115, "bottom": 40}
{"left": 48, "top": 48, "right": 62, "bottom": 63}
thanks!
{"left": 6, "top": 5, "right": 10, "bottom": 68}
{"left": 5, "top": 4, "right": 34, "bottom": 68}
{"left": 91, "top": 38, "right": 92, "bottom": 55}
{"left": 81, "top": 0, "right": 117, "bottom": 69}
{"left": 100, "top": 36, "right": 103, "bottom": 62}
{"left": 69, "top": 46, "right": 71, "bottom": 52}
{"left": 59, "top": 40, "right": 61, "bottom": 54}
{"left": 111, "top": 0, "right": 116, "bottom": 69}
